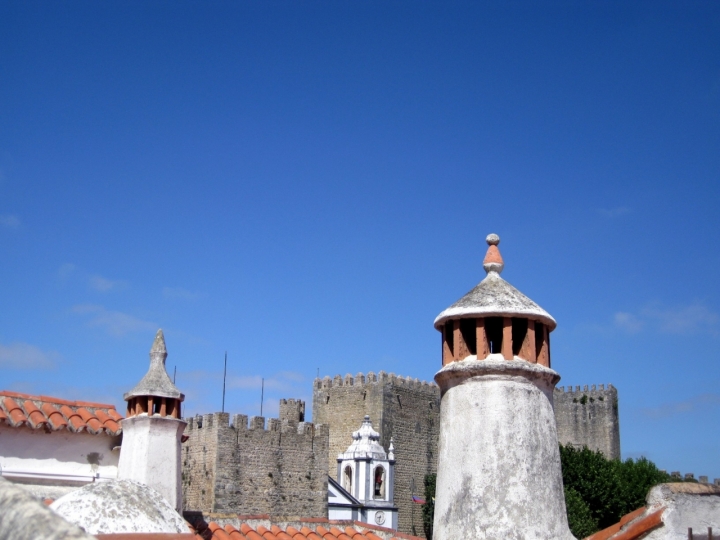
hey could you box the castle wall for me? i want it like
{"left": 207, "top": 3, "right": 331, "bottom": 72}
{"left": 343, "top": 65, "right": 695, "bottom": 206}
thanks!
{"left": 313, "top": 372, "right": 441, "bottom": 537}
{"left": 182, "top": 412, "right": 329, "bottom": 518}
{"left": 553, "top": 384, "right": 621, "bottom": 460}
{"left": 279, "top": 399, "right": 305, "bottom": 423}
{"left": 381, "top": 377, "right": 441, "bottom": 536}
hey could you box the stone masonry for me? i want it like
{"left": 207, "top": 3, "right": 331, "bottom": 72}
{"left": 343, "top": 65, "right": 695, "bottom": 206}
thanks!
{"left": 279, "top": 399, "right": 305, "bottom": 423}
{"left": 313, "top": 372, "right": 441, "bottom": 537}
{"left": 554, "top": 384, "right": 621, "bottom": 459}
{"left": 182, "top": 410, "right": 329, "bottom": 518}
{"left": 313, "top": 372, "right": 620, "bottom": 537}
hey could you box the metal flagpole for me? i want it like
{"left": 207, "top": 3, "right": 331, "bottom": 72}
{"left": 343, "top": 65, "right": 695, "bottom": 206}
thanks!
{"left": 222, "top": 352, "right": 227, "bottom": 413}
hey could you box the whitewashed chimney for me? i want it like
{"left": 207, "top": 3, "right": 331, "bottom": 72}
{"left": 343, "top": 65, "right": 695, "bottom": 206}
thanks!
{"left": 117, "top": 330, "right": 186, "bottom": 512}
{"left": 432, "top": 234, "right": 575, "bottom": 540}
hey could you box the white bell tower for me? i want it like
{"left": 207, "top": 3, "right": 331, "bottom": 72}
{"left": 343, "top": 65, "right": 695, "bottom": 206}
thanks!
{"left": 335, "top": 416, "right": 398, "bottom": 529}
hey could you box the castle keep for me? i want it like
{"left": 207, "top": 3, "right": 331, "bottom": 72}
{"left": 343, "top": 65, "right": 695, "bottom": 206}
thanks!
{"left": 313, "top": 374, "right": 620, "bottom": 536}
{"left": 313, "top": 372, "right": 440, "bottom": 536}
{"left": 554, "top": 384, "right": 620, "bottom": 459}
{"left": 182, "top": 407, "right": 329, "bottom": 518}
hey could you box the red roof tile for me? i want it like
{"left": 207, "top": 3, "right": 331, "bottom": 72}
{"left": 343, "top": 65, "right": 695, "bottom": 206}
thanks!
{"left": 205, "top": 523, "right": 419, "bottom": 540}
{"left": 585, "top": 507, "right": 664, "bottom": 540}
{"left": 0, "top": 390, "right": 123, "bottom": 436}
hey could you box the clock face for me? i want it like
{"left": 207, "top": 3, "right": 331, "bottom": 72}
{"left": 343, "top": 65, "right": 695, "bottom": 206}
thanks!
{"left": 374, "top": 511, "right": 386, "bottom": 525}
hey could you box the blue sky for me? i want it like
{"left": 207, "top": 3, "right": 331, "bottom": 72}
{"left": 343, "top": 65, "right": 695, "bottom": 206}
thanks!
{"left": 1, "top": 2, "right": 719, "bottom": 479}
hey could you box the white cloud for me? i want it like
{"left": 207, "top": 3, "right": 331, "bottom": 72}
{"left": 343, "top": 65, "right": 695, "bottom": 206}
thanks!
{"left": 598, "top": 207, "right": 631, "bottom": 218}
{"left": 163, "top": 287, "right": 201, "bottom": 300}
{"left": 72, "top": 304, "right": 157, "bottom": 337}
{"left": 609, "top": 303, "right": 719, "bottom": 336}
{"left": 0, "top": 214, "right": 20, "bottom": 228}
{"left": 641, "top": 303, "right": 720, "bottom": 336}
{"left": 0, "top": 342, "right": 59, "bottom": 369}
{"left": 89, "top": 275, "right": 129, "bottom": 292}
{"left": 642, "top": 394, "right": 720, "bottom": 419}
{"left": 613, "top": 312, "right": 644, "bottom": 333}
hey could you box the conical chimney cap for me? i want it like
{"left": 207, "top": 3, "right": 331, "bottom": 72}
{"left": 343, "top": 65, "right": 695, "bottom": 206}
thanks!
{"left": 124, "top": 329, "right": 184, "bottom": 401}
{"left": 434, "top": 234, "right": 556, "bottom": 331}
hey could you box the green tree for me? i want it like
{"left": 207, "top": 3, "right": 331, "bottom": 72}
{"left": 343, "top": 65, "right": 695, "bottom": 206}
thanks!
{"left": 613, "top": 456, "right": 673, "bottom": 517}
{"left": 422, "top": 473, "right": 436, "bottom": 540}
{"left": 559, "top": 444, "right": 624, "bottom": 531}
{"left": 564, "top": 486, "right": 598, "bottom": 539}
{"left": 560, "top": 444, "right": 673, "bottom": 538}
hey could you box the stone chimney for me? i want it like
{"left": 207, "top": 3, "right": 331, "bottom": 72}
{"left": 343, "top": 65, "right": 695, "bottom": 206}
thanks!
{"left": 432, "top": 234, "right": 574, "bottom": 540}
{"left": 117, "top": 330, "right": 186, "bottom": 512}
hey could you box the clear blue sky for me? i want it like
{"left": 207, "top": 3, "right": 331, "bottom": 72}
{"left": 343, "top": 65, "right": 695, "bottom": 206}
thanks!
{"left": 1, "top": 2, "right": 719, "bottom": 479}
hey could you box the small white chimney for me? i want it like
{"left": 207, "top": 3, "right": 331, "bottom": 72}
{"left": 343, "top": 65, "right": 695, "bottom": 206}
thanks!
{"left": 117, "top": 329, "right": 186, "bottom": 512}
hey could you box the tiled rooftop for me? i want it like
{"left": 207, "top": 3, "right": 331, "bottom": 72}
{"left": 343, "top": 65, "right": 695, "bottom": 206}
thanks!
{"left": 0, "top": 390, "right": 123, "bottom": 436}
{"left": 202, "top": 523, "right": 417, "bottom": 540}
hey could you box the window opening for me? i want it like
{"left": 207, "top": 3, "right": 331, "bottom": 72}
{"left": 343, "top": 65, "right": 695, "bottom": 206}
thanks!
{"left": 460, "top": 318, "right": 477, "bottom": 356}
{"left": 485, "top": 317, "right": 503, "bottom": 354}
{"left": 374, "top": 466, "right": 385, "bottom": 499}
{"left": 512, "top": 318, "right": 528, "bottom": 356}
{"left": 343, "top": 466, "right": 353, "bottom": 494}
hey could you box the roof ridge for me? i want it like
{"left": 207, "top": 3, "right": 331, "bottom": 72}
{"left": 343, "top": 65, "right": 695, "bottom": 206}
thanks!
{"left": 0, "top": 390, "right": 118, "bottom": 410}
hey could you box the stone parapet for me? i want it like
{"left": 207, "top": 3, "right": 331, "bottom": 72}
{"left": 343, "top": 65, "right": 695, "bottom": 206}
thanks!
{"left": 554, "top": 383, "right": 620, "bottom": 459}
{"left": 182, "top": 406, "right": 329, "bottom": 518}
{"left": 315, "top": 372, "right": 439, "bottom": 393}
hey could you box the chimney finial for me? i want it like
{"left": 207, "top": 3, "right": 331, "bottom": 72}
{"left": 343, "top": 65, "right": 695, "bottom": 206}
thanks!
{"left": 483, "top": 233, "right": 504, "bottom": 274}
{"left": 149, "top": 329, "right": 167, "bottom": 365}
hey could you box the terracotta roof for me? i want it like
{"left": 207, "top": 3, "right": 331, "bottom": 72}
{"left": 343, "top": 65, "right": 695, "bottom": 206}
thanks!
{"left": 190, "top": 519, "right": 423, "bottom": 540}
{"left": 0, "top": 390, "right": 123, "bottom": 435}
{"left": 96, "top": 535, "right": 201, "bottom": 540}
{"left": 585, "top": 507, "right": 664, "bottom": 540}
{"left": 203, "top": 523, "right": 417, "bottom": 540}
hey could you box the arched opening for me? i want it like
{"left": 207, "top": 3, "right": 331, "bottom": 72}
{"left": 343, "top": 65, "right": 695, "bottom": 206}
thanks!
{"left": 373, "top": 466, "right": 385, "bottom": 499}
{"left": 343, "top": 466, "right": 353, "bottom": 494}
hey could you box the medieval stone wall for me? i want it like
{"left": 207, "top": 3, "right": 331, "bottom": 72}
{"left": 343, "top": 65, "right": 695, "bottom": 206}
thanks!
{"left": 182, "top": 412, "right": 329, "bottom": 518}
{"left": 553, "top": 384, "right": 621, "bottom": 459}
{"left": 279, "top": 399, "right": 305, "bottom": 423}
{"left": 312, "top": 372, "right": 441, "bottom": 537}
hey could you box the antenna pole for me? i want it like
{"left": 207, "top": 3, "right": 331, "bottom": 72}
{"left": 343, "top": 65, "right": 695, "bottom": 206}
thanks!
{"left": 260, "top": 378, "right": 264, "bottom": 416}
{"left": 173, "top": 366, "right": 176, "bottom": 384}
{"left": 222, "top": 352, "right": 227, "bottom": 413}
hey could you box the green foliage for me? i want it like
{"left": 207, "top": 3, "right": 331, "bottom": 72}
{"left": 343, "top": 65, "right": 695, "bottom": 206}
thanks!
{"left": 564, "top": 486, "right": 598, "bottom": 539}
{"left": 614, "top": 456, "right": 673, "bottom": 516}
{"left": 560, "top": 444, "right": 672, "bottom": 538}
{"left": 560, "top": 444, "right": 623, "bottom": 531}
{"left": 422, "top": 474, "right": 436, "bottom": 540}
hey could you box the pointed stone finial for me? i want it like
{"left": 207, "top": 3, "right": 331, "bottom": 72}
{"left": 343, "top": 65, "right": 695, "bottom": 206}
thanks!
{"left": 388, "top": 437, "right": 395, "bottom": 460}
{"left": 483, "top": 233, "right": 504, "bottom": 274}
{"left": 149, "top": 329, "right": 168, "bottom": 366}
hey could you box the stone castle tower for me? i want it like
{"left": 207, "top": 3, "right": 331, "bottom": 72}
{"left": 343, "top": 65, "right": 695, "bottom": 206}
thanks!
{"left": 313, "top": 372, "right": 440, "bottom": 536}
{"left": 432, "top": 234, "right": 574, "bottom": 540}
{"left": 118, "top": 329, "right": 186, "bottom": 512}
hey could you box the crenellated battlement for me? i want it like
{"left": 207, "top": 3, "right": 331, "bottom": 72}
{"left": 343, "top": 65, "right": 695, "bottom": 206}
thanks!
{"left": 184, "top": 412, "right": 325, "bottom": 436}
{"left": 555, "top": 384, "right": 616, "bottom": 394}
{"left": 182, "top": 400, "right": 329, "bottom": 518}
{"left": 666, "top": 471, "right": 720, "bottom": 485}
{"left": 314, "top": 371, "right": 439, "bottom": 394}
